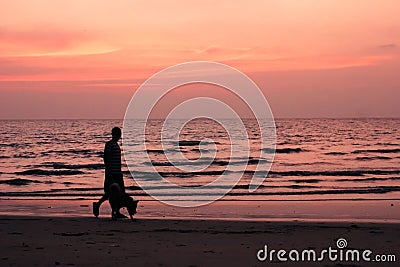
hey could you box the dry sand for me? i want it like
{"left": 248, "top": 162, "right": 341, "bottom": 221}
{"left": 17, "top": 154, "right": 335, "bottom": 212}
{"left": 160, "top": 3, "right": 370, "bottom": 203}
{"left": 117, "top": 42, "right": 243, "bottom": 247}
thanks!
{"left": 0, "top": 215, "right": 399, "bottom": 267}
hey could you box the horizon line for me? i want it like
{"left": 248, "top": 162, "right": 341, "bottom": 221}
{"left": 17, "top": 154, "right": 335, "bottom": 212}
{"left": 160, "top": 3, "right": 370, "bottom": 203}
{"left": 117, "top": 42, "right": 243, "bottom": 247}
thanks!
{"left": 1, "top": 116, "right": 400, "bottom": 121}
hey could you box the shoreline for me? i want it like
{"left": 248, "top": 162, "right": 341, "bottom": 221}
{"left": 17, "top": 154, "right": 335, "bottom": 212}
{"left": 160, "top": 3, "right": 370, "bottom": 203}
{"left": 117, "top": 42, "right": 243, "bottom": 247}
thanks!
{"left": 0, "top": 199, "right": 399, "bottom": 223}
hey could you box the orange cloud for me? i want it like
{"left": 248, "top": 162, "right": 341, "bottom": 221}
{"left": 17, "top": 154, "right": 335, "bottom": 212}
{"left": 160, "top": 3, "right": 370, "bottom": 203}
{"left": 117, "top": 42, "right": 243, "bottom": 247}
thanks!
{"left": 0, "top": 26, "right": 116, "bottom": 57}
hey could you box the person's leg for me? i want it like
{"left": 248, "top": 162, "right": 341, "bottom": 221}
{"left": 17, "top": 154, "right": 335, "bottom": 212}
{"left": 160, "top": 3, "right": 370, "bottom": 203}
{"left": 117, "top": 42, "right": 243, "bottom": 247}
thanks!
{"left": 93, "top": 172, "right": 111, "bottom": 217}
{"left": 93, "top": 194, "right": 109, "bottom": 217}
{"left": 97, "top": 193, "right": 108, "bottom": 205}
{"left": 92, "top": 202, "right": 100, "bottom": 217}
{"left": 112, "top": 172, "right": 127, "bottom": 218}
{"left": 113, "top": 172, "right": 125, "bottom": 193}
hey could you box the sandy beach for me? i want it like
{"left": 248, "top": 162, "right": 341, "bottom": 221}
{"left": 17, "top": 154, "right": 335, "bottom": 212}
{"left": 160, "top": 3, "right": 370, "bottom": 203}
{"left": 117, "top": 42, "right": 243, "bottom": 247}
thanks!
{"left": 1, "top": 216, "right": 399, "bottom": 267}
{"left": 0, "top": 200, "right": 399, "bottom": 266}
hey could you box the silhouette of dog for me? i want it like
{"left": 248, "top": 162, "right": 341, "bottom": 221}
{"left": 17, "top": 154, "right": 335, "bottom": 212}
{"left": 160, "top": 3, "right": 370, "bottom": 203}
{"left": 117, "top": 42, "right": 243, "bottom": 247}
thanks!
{"left": 109, "top": 183, "right": 139, "bottom": 221}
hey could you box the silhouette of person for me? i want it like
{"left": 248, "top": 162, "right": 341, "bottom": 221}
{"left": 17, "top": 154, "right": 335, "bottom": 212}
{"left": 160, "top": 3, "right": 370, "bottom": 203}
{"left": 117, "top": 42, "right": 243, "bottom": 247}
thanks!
{"left": 93, "top": 127, "right": 126, "bottom": 218}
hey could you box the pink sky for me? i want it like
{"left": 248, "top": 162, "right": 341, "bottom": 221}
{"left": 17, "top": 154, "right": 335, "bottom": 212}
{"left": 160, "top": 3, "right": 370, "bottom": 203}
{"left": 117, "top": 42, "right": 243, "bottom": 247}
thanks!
{"left": 0, "top": 0, "right": 399, "bottom": 119}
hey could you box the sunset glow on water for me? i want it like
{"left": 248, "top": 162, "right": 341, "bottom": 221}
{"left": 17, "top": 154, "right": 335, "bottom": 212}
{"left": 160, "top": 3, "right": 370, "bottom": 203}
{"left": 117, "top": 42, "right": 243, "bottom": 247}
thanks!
{"left": 1, "top": 118, "right": 399, "bottom": 202}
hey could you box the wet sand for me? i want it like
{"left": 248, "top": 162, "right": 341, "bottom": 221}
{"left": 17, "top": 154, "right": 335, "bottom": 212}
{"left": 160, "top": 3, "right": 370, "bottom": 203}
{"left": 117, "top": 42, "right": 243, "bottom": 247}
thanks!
{"left": 1, "top": 199, "right": 399, "bottom": 222}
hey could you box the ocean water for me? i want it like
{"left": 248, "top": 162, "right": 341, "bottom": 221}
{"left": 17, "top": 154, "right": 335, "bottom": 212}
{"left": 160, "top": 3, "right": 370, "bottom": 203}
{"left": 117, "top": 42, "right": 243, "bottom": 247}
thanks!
{"left": 0, "top": 119, "right": 400, "bottom": 201}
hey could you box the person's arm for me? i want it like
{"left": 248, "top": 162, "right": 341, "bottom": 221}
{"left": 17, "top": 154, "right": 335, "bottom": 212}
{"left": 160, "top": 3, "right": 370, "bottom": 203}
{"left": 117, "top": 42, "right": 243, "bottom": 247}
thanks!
{"left": 103, "top": 142, "right": 111, "bottom": 168}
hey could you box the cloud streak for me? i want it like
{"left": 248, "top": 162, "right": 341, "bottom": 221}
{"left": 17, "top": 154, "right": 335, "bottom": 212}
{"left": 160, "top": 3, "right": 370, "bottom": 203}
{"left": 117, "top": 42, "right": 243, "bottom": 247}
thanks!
{"left": 0, "top": 26, "right": 117, "bottom": 56}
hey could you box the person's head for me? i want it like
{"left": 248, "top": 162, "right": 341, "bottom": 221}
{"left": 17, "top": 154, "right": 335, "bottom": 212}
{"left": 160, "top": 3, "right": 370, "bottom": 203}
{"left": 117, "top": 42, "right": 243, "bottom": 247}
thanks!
{"left": 111, "top": 127, "right": 122, "bottom": 141}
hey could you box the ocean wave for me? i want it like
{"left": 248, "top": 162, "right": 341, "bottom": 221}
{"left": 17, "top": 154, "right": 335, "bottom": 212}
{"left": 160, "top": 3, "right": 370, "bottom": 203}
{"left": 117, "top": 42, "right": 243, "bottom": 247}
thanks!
{"left": 248, "top": 169, "right": 400, "bottom": 177}
{"left": 217, "top": 158, "right": 269, "bottom": 166}
{"left": 146, "top": 149, "right": 165, "bottom": 154}
{"left": 146, "top": 157, "right": 268, "bottom": 167}
{"left": 40, "top": 149, "right": 102, "bottom": 157}
{"left": 178, "top": 140, "right": 220, "bottom": 146}
{"left": 334, "top": 177, "right": 400, "bottom": 182}
{"left": 0, "top": 143, "right": 30, "bottom": 148}
{"left": 145, "top": 161, "right": 174, "bottom": 166}
{"left": 2, "top": 186, "right": 399, "bottom": 197}
{"left": 42, "top": 149, "right": 91, "bottom": 154}
{"left": 51, "top": 162, "right": 104, "bottom": 170}
{"left": 128, "top": 170, "right": 228, "bottom": 178}
{"left": 252, "top": 170, "right": 363, "bottom": 177}
{"left": 14, "top": 153, "right": 36, "bottom": 158}
{"left": 262, "top": 147, "right": 305, "bottom": 154}
{"left": 0, "top": 192, "right": 107, "bottom": 197}
{"left": 375, "top": 142, "right": 400, "bottom": 146}
{"left": 15, "top": 169, "right": 85, "bottom": 176}
{"left": 36, "top": 141, "right": 52, "bottom": 145}
{"left": 232, "top": 184, "right": 317, "bottom": 190}
{"left": 158, "top": 170, "right": 226, "bottom": 177}
{"left": 130, "top": 169, "right": 400, "bottom": 178}
{"left": 289, "top": 179, "right": 324, "bottom": 184}
{"left": 325, "top": 152, "right": 347, "bottom": 155}
{"left": 352, "top": 148, "right": 400, "bottom": 154}
{"left": 0, "top": 178, "right": 55, "bottom": 186}
{"left": 355, "top": 156, "right": 392, "bottom": 161}
{"left": 228, "top": 186, "right": 400, "bottom": 196}
{"left": 279, "top": 161, "right": 335, "bottom": 167}
{"left": 0, "top": 183, "right": 315, "bottom": 196}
